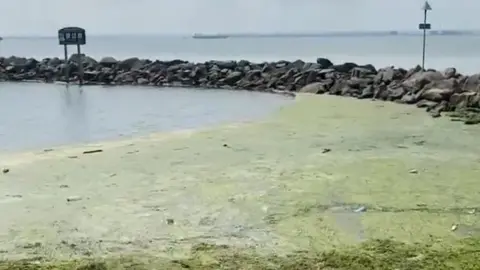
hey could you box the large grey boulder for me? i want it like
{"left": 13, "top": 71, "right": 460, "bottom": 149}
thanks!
{"left": 99, "top": 56, "right": 118, "bottom": 66}
{"left": 298, "top": 82, "right": 327, "bottom": 94}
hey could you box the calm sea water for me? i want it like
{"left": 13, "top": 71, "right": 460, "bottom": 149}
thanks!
{"left": 0, "top": 83, "right": 292, "bottom": 151}
{"left": 2, "top": 35, "right": 480, "bottom": 73}
{"left": 0, "top": 35, "right": 478, "bottom": 151}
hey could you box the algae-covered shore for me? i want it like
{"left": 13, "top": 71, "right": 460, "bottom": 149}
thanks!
{"left": 1, "top": 94, "right": 480, "bottom": 269}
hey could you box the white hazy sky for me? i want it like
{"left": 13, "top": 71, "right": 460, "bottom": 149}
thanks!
{"left": 1, "top": 0, "right": 477, "bottom": 36}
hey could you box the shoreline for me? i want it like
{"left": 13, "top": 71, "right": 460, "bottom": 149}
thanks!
{"left": 0, "top": 121, "right": 251, "bottom": 168}
{"left": 1, "top": 55, "right": 480, "bottom": 124}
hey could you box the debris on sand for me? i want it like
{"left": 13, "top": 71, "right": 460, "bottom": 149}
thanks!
{"left": 354, "top": 206, "right": 367, "bottom": 213}
{"left": 83, "top": 149, "right": 103, "bottom": 154}
{"left": 66, "top": 196, "right": 83, "bottom": 202}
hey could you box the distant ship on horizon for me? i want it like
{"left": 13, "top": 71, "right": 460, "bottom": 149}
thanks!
{"left": 192, "top": 33, "right": 229, "bottom": 39}
{"left": 190, "top": 29, "right": 479, "bottom": 39}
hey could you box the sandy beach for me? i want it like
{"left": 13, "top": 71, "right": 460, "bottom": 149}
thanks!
{"left": 1, "top": 94, "right": 480, "bottom": 268}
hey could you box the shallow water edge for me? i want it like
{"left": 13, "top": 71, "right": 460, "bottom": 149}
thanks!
{"left": 2, "top": 55, "right": 480, "bottom": 126}
{"left": 0, "top": 82, "right": 293, "bottom": 152}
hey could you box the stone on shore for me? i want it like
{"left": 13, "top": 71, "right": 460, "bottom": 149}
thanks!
{"left": 299, "top": 82, "right": 327, "bottom": 94}
{"left": 99, "top": 56, "right": 118, "bottom": 66}
{"left": 1, "top": 55, "right": 480, "bottom": 124}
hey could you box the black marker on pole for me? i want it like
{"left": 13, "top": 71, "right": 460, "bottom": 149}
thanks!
{"left": 419, "top": 1, "right": 432, "bottom": 71}
{"left": 58, "top": 27, "right": 86, "bottom": 85}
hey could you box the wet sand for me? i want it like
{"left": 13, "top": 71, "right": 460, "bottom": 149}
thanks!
{"left": 1, "top": 94, "right": 480, "bottom": 264}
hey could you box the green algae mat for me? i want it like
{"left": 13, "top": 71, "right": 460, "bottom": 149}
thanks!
{"left": 1, "top": 94, "right": 480, "bottom": 269}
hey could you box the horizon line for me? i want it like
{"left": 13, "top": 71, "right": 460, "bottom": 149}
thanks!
{"left": 3, "top": 29, "right": 480, "bottom": 39}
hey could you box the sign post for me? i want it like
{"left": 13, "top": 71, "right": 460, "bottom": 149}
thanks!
{"left": 418, "top": 1, "right": 432, "bottom": 70}
{"left": 58, "top": 27, "right": 86, "bottom": 85}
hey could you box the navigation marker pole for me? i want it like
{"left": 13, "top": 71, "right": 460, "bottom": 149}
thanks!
{"left": 419, "top": 1, "right": 432, "bottom": 70}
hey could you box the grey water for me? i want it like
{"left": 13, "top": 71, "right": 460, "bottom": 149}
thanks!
{"left": 2, "top": 35, "right": 480, "bottom": 73}
{"left": 0, "top": 83, "right": 292, "bottom": 152}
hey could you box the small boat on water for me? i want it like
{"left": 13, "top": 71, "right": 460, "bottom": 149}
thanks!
{"left": 192, "top": 33, "right": 229, "bottom": 39}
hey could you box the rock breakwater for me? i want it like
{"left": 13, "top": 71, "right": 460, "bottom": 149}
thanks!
{"left": 1, "top": 55, "right": 480, "bottom": 124}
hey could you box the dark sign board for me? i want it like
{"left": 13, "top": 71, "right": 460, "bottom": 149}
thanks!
{"left": 58, "top": 27, "right": 86, "bottom": 45}
{"left": 418, "top": 23, "right": 431, "bottom": 30}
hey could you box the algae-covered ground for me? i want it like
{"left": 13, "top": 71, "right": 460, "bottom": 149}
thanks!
{"left": 1, "top": 94, "right": 480, "bottom": 269}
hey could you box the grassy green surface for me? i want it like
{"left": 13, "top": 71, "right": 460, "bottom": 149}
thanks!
{"left": 3, "top": 239, "right": 480, "bottom": 269}
{"left": 1, "top": 94, "right": 480, "bottom": 269}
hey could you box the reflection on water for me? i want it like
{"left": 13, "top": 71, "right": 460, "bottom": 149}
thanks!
{"left": 62, "top": 86, "right": 88, "bottom": 143}
{"left": 0, "top": 83, "right": 292, "bottom": 151}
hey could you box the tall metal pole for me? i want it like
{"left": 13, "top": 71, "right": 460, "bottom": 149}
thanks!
{"left": 420, "top": 1, "right": 432, "bottom": 71}
{"left": 421, "top": 9, "right": 427, "bottom": 70}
